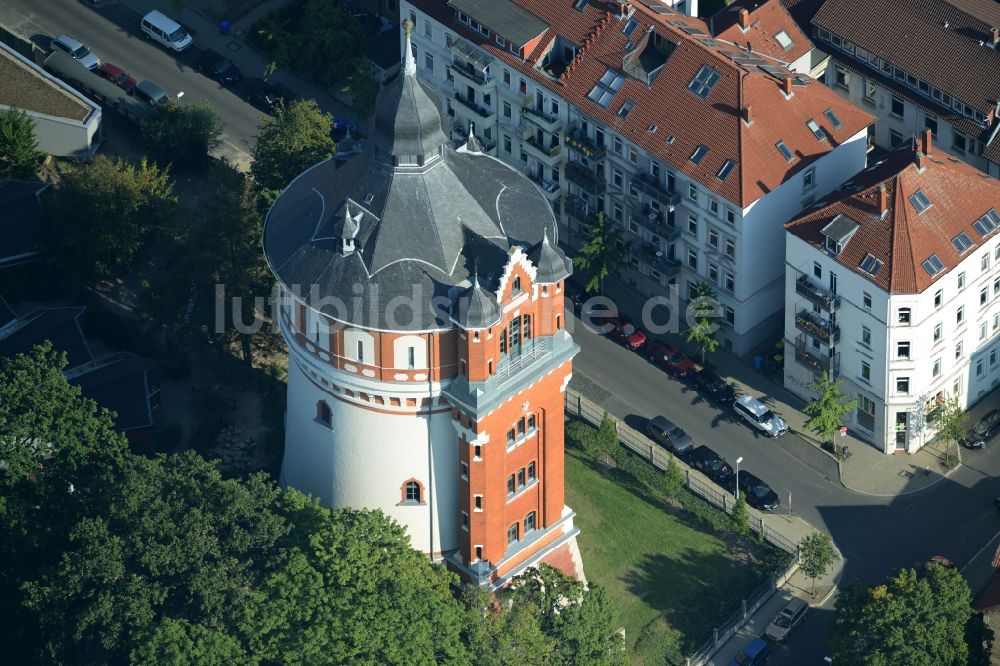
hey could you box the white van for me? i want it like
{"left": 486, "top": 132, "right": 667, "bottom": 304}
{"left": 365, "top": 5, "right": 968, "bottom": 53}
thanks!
{"left": 734, "top": 394, "right": 788, "bottom": 437}
{"left": 141, "top": 10, "right": 193, "bottom": 52}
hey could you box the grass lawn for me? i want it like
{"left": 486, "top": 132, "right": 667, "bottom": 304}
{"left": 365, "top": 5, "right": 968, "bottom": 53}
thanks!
{"left": 565, "top": 450, "right": 769, "bottom": 664}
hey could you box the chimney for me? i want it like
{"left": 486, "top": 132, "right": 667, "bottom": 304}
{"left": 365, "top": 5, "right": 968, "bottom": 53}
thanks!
{"left": 916, "top": 151, "right": 926, "bottom": 171}
{"left": 743, "top": 104, "right": 752, "bottom": 124}
{"left": 921, "top": 127, "right": 933, "bottom": 156}
{"left": 782, "top": 76, "right": 792, "bottom": 95}
{"left": 993, "top": 27, "right": 999, "bottom": 45}
{"left": 738, "top": 8, "right": 750, "bottom": 29}
{"left": 878, "top": 184, "right": 888, "bottom": 216}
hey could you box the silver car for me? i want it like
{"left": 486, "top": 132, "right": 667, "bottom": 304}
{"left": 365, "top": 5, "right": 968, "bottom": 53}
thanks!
{"left": 764, "top": 597, "right": 808, "bottom": 642}
{"left": 51, "top": 34, "right": 100, "bottom": 71}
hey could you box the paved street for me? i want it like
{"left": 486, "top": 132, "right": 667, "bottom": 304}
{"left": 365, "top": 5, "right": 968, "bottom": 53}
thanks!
{"left": 565, "top": 310, "right": 1000, "bottom": 663}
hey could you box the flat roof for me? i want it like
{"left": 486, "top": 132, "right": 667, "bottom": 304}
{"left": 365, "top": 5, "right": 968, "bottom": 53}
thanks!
{"left": 447, "top": 0, "right": 548, "bottom": 48}
{"left": 0, "top": 43, "right": 93, "bottom": 123}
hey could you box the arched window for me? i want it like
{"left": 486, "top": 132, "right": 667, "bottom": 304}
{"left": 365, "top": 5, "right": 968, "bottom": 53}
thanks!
{"left": 525, "top": 511, "right": 536, "bottom": 532}
{"left": 401, "top": 479, "right": 423, "bottom": 504}
{"left": 316, "top": 400, "right": 332, "bottom": 427}
{"left": 507, "top": 522, "right": 520, "bottom": 544}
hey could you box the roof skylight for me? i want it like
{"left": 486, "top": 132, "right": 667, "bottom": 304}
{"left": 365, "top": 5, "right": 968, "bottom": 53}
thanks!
{"left": 688, "top": 65, "right": 721, "bottom": 99}
{"left": 775, "top": 140, "right": 794, "bottom": 161}
{"left": 823, "top": 108, "right": 842, "bottom": 129}
{"left": 775, "top": 30, "right": 794, "bottom": 50}
{"left": 922, "top": 254, "right": 944, "bottom": 277}
{"left": 623, "top": 17, "right": 640, "bottom": 37}
{"left": 717, "top": 160, "right": 736, "bottom": 181}
{"left": 806, "top": 119, "right": 826, "bottom": 141}
{"left": 690, "top": 145, "right": 708, "bottom": 164}
{"left": 587, "top": 69, "right": 625, "bottom": 107}
{"left": 909, "top": 189, "right": 932, "bottom": 214}
{"left": 951, "top": 231, "right": 974, "bottom": 254}
{"left": 972, "top": 208, "right": 1000, "bottom": 236}
{"left": 618, "top": 99, "right": 634, "bottom": 117}
{"left": 859, "top": 254, "right": 883, "bottom": 276}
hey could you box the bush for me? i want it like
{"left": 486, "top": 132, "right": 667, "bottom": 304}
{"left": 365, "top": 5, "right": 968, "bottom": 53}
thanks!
{"left": 0, "top": 107, "right": 44, "bottom": 179}
{"left": 144, "top": 102, "right": 222, "bottom": 170}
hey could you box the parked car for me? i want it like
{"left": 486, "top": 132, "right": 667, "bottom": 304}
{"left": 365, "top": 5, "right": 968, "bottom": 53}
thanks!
{"left": 646, "top": 342, "right": 695, "bottom": 377}
{"left": 763, "top": 597, "right": 808, "bottom": 642}
{"left": 134, "top": 80, "right": 169, "bottom": 107}
{"left": 195, "top": 48, "right": 242, "bottom": 84}
{"left": 730, "top": 637, "right": 770, "bottom": 666}
{"left": 141, "top": 10, "right": 193, "bottom": 52}
{"left": 733, "top": 394, "right": 788, "bottom": 437}
{"left": 96, "top": 62, "right": 137, "bottom": 94}
{"left": 564, "top": 280, "right": 586, "bottom": 311}
{"left": 735, "top": 471, "right": 779, "bottom": 511}
{"left": 645, "top": 416, "right": 694, "bottom": 458}
{"left": 51, "top": 34, "right": 100, "bottom": 70}
{"left": 963, "top": 409, "right": 1000, "bottom": 450}
{"left": 688, "top": 445, "right": 734, "bottom": 484}
{"left": 691, "top": 368, "right": 736, "bottom": 404}
{"left": 609, "top": 317, "right": 647, "bottom": 350}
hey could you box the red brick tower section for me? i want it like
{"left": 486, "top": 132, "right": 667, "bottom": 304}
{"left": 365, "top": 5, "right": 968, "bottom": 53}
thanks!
{"left": 444, "top": 244, "right": 582, "bottom": 588}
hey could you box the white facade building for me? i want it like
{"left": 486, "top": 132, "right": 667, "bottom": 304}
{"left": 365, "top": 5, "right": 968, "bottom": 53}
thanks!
{"left": 784, "top": 134, "right": 1000, "bottom": 454}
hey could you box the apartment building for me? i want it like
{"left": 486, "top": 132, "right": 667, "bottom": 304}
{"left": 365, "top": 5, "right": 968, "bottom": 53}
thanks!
{"left": 784, "top": 131, "right": 1000, "bottom": 455}
{"left": 403, "top": 0, "right": 873, "bottom": 356}
{"left": 809, "top": 0, "right": 1000, "bottom": 179}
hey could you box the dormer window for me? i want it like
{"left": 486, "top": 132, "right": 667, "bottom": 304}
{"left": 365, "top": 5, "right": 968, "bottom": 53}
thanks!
{"left": 821, "top": 214, "right": 859, "bottom": 256}
{"left": 825, "top": 236, "right": 842, "bottom": 254}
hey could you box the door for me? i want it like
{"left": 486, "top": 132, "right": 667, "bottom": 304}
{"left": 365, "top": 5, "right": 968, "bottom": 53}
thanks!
{"left": 508, "top": 317, "right": 521, "bottom": 356}
{"left": 894, "top": 412, "right": 908, "bottom": 451}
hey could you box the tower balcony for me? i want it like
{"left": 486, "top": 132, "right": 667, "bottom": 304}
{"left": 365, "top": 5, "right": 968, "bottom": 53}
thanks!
{"left": 522, "top": 104, "right": 563, "bottom": 133}
{"left": 523, "top": 135, "right": 564, "bottom": 166}
{"left": 794, "top": 309, "right": 840, "bottom": 345}
{"left": 794, "top": 334, "right": 840, "bottom": 378}
{"left": 565, "top": 161, "right": 606, "bottom": 195}
{"left": 633, "top": 173, "right": 679, "bottom": 210}
{"left": 453, "top": 92, "right": 495, "bottom": 121}
{"left": 563, "top": 128, "right": 606, "bottom": 159}
{"left": 795, "top": 274, "right": 840, "bottom": 312}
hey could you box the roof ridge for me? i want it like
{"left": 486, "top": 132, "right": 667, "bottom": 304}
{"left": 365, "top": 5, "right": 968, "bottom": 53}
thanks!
{"left": 888, "top": 175, "right": 916, "bottom": 293}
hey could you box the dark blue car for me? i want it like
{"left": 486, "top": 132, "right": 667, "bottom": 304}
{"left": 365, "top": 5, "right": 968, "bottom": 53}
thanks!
{"left": 730, "top": 637, "right": 770, "bottom": 666}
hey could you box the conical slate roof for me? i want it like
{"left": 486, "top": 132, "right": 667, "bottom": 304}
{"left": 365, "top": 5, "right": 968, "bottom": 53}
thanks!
{"left": 527, "top": 230, "right": 571, "bottom": 284}
{"left": 262, "top": 24, "right": 558, "bottom": 331}
{"left": 451, "top": 275, "right": 502, "bottom": 329}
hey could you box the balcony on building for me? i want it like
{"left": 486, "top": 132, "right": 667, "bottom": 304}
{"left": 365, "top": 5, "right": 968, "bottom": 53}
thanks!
{"left": 563, "top": 127, "right": 606, "bottom": 159}
{"left": 528, "top": 169, "right": 561, "bottom": 202}
{"left": 632, "top": 203, "right": 678, "bottom": 240}
{"left": 565, "top": 161, "right": 606, "bottom": 195}
{"left": 565, "top": 194, "right": 590, "bottom": 223}
{"left": 633, "top": 172, "right": 679, "bottom": 210}
{"left": 535, "top": 35, "right": 576, "bottom": 81}
{"left": 453, "top": 92, "right": 495, "bottom": 121}
{"left": 794, "top": 309, "right": 840, "bottom": 345}
{"left": 636, "top": 241, "right": 679, "bottom": 277}
{"left": 524, "top": 133, "right": 564, "bottom": 165}
{"left": 449, "top": 39, "right": 493, "bottom": 92}
{"left": 522, "top": 102, "right": 562, "bottom": 133}
{"left": 795, "top": 274, "right": 840, "bottom": 312}
{"left": 794, "top": 333, "right": 840, "bottom": 378}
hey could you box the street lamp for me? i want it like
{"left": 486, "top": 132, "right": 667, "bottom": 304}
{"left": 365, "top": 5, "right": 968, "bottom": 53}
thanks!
{"left": 735, "top": 456, "right": 743, "bottom": 500}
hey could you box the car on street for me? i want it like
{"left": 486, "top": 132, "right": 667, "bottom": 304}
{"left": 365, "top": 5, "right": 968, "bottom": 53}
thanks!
{"left": 608, "top": 317, "right": 647, "bottom": 351}
{"left": 691, "top": 368, "right": 736, "bottom": 404}
{"left": 195, "top": 49, "right": 243, "bottom": 84}
{"left": 688, "top": 445, "right": 734, "bottom": 484}
{"left": 645, "top": 415, "right": 694, "bottom": 458}
{"left": 51, "top": 34, "right": 100, "bottom": 71}
{"left": 963, "top": 409, "right": 1000, "bottom": 450}
{"left": 730, "top": 637, "right": 770, "bottom": 665}
{"left": 134, "top": 80, "right": 169, "bottom": 107}
{"left": 646, "top": 342, "right": 695, "bottom": 377}
{"left": 141, "top": 10, "right": 193, "bottom": 52}
{"left": 733, "top": 394, "right": 788, "bottom": 437}
{"left": 95, "top": 62, "right": 137, "bottom": 94}
{"left": 735, "top": 471, "right": 780, "bottom": 511}
{"left": 763, "top": 597, "right": 808, "bottom": 642}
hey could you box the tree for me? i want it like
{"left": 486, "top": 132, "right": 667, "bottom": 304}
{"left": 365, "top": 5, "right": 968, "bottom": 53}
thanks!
{"left": 131, "top": 619, "right": 248, "bottom": 666}
{"left": 251, "top": 98, "right": 335, "bottom": 193}
{"left": 828, "top": 564, "right": 973, "bottom": 665}
{"left": 0, "top": 107, "right": 44, "bottom": 179}
{"left": 965, "top": 611, "right": 994, "bottom": 666}
{"left": 661, "top": 454, "right": 685, "bottom": 499}
{"left": 685, "top": 281, "right": 724, "bottom": 364}
{"left": 574, "top": 212, "right": 626, "bottom": 295}
{"left": 799, "top": 532, "right": 837, "bottom": 596}
{"left": 345, "top": 56, "right": 379, "bottom": 119}
{"left": 803, "top": 371, "right": 857, "bottom": 451}
{"left": 144, "top": 101, "right": 222, "bottom": 169}
{"left": 730, "top": 492, "right": 750, "bottom": 537}
{"left": 934, "top": 395, "right": 968, "bottom": 465}
{"left": 587, "top": 411, "right": 619, "bottom": 462}
{"left": 46, "top": 156, "right": 177, "bottom": 285}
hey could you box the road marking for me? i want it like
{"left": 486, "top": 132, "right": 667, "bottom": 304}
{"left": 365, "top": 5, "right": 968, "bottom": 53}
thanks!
{"left": 961, "top": 529, "right": 1000, "bottom": 573}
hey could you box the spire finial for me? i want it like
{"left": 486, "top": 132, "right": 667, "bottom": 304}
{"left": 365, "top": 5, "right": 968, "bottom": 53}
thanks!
{"left": 543, "top": 227, "right": 550, "bottom": 244}
{"left": 402, "top": 19, "right": 417, "bottom": 77}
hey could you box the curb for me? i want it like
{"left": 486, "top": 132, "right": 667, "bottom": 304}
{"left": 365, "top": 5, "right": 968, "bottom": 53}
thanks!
{"left": 836, "top": 453, "right": 963, "bottom": 498}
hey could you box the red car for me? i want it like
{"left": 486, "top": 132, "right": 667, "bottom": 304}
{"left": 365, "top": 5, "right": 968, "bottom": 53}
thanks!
{"left": 609, "top": 317, "right": 648, "bottom": 350}
{"left": 647, "top": 342, "right": 695, "bottom": 377}
{"left": 96, "top": 62, "right": 137, "bottom": 94}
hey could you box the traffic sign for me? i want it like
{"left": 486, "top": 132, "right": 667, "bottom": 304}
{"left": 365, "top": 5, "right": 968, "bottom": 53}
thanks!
{"left": 839, "top": 426, "right": 847, "bottom": 437}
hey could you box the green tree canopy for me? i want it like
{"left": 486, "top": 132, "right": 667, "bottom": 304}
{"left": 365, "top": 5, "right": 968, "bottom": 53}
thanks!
{"left": 0, "top": 107, "right": 44, "bottom": 179}
{"left": 730, "top": 492, "right": 750, "bottom": 537}
{"left": 574, "top": 211, "right": 626, "bottom": 295}
{"left": 828, "top": 564, "right": 974, "bottom": 665}
{"left": 803, "top": 371, "right": 857, "bottom": 443}
{"left": 251, "top": 98, "right": 336, "bottom": 193}
{"left": 46, "top": 156, "right": 177, "bottom": 286}
{"left": 144, "top": 101, "right": 222, "bottom": 170}
{"left": 685, "top": 281, "right": 724, "bottom": 364}
{"left": 799, "top": 531, "right": 837, "bottom": 595}
{"left": 935, "top": 395, "right": 968, "bottom": 450}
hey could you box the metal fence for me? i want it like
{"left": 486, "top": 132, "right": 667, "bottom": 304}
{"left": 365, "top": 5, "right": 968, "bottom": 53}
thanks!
{"left": 685, "top": 577, "right": 778, "bottom": 666}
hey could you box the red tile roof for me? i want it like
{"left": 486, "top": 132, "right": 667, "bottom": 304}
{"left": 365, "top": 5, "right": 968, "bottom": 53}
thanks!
{"left": 410, "top": 0, "right": 874, "bottom": 207}
{"left": 785, "top": 137, "right": 1000, "bottom": 294}
{"left": 711, "top": 0, "right": 813, "bottom": 64}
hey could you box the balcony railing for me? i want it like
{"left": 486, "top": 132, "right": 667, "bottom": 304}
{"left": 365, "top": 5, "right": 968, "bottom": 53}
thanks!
{"left": 636, "top": 242, "right": 680, "bottom": 275}
{"left": 566, "top": 194, "right": 590, "bottom": 224}
{"left": 565, "top": 161, "right": 606, "bottom": 195}
{"left": 524, "top": 135, "right": 563, "bottom": 162}
{"left": 795, "top": 274, "right": 840, "bottom": 311}
{"left": 634, "top": 172, "right": 680, "bottom": 209}
{"left": 795, "top": 309, "right": 840, "bottom": 345}
{"left": 632, "top": 204, "right": 679, "bottom": 240}
{"left": 563, "top": 129, "right": 606, "bottom": 159}
{"left": 522, "top": 105, "right": 562, "bottom": 132}
{"left": 794, "top": 334, "right": 840, "bottom": 378}
{"left": 453, "top": 93, "right": 494, "bottom": 119}
{"left": 449, "top": 61, "right": 489, "bottom": 86}
{"left": 528, "top": 171, "right": 560, "bottom": 199}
